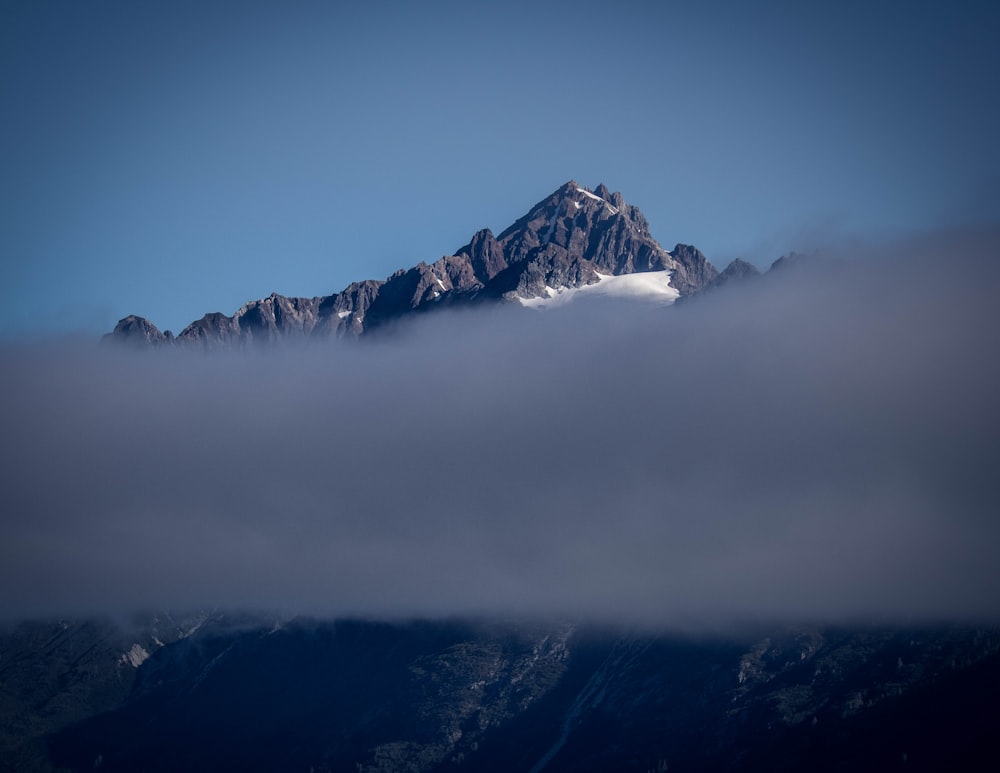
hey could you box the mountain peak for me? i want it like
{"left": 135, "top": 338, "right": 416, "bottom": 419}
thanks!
{"left": 102, "top": 315, "right": 174, "bottom": 347}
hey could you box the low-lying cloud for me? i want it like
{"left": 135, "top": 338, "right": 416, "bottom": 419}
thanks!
{"left": 2, "top": 225, "right": 999, "bottom": 629}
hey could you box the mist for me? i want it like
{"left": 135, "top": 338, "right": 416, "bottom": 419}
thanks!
{"left": 2, "top": 225, "right": 999, "bottom": 629}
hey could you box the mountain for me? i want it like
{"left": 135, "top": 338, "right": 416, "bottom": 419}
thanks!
{"left": 103, "top": 181, "right": 721, "bottom": 347}
{"left": 3, "top": 616, "right": 997, "bottom": 772}
{"left": 30, "top": 185, "right": 997, "bottom": 770}
{"left": 703, "top": 257, "right": 761, "bottom": 291}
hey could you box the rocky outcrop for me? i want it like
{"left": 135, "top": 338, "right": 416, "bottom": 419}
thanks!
{"left": 176, "top": 293, "right": 325, "bottom": 349}
{"left": 455, "top": 228, "right": 507, "bottom": 284}
{"left": 768, "top": 251, "right": 805, "bottom": 273}
{"left": 702, "top": 257, "right": 761, "bottom": 293}
{"left": 313, "top": 279, "right": 384, "bottom": 337}
{"left": 668, "top": 243, "right": 719, "bottom": 296}
{"left": 491, "top": 180, "right": 675, "bottom": 279}
{"left": 490, "top": 247, "right": 601, "bottom": 301}
{"left": 102, "top": 315, "right": 174, "bottom": 347}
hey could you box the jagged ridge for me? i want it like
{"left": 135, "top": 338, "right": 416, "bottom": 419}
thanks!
{"left": 105, "top": 181, "right": 728, "bottom": 348}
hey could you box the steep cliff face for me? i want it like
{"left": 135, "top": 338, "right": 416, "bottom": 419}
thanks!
{"left": 455, "top": 228, "right": 507, "bottom": 284}
{"left": 490, "top": 181, "right": 672, "bottom": 275}
{"left": 668, "top": 243, "right": 719, "bottom": 296}
{"left": 103, "top": 182, "right": 723, "bottom": 348}
{"left": 173, "top": 294, "right": 325, "bottom": 349}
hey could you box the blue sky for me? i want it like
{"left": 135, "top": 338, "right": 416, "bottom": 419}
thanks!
{"left": 2, "top": 0, "right": 998, "bottom": 335}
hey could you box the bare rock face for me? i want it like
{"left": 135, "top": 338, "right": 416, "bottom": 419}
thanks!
{"left": 231, "top": 293, "right": 324, "bottom": 342}
{"left": 176, "top": 294, "right": 325, "bottom": 349}
{"left": 492, "top": 247, "right": 601, "bottom": 302}
{"left": 702, "top": 258, "right": 761, "bottom": 293}
{"left": 668, "top": 243, "right": 720, "bottom": 296}
{"left": 455, "top": 228, "right": 507, "bottom": 283}
{"left": 490, "top": 180, "right": 674, "bottom": 279}
{"left": 718, "top": 257, "right": 761, "bottom": 280}
{"left": 313, "top": 279, "right": 384, "bottom": 337}
{"left": 105, "top": 181, "right": 724, "bottom": 348}
{"left": 101, "top": 315, "right": 173, "bottom": 347}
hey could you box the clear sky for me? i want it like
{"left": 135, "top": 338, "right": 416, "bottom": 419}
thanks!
{"left": 2, "top": 0, "right": 998, "bottom": 335}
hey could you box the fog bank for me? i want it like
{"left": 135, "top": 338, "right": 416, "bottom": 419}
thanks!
{"left": 2, "top": 225, "right": 999, "bottom": 629}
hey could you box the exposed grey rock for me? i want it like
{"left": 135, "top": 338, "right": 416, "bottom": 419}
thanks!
{"left": 478, "top": 181, "right": 702, "bottom": 302}
{"left": 314, "top": 279, "right": 385, "bottom": 337}
{"left": 492, "top": 180, "right": 670, "bottom": 275}
{"left": 361, "top": 262, "right": 454, "bottom": 333}
{"left": 176, "top": 311, "right": 240, "bottom": 349}
{"left": 669, "top": 243, "right": 720, "bottom": 295}
{"left": 768, "top": 251, "right": 805, "bottom": 273}
{"left": 229, "top": 293, "right": 324, "bottom": 343}
{"left": 431, "top": 253, "right": 481, "bottom": 293}
{"left": 455, "top": 228, "right": 507, "bottom": 283}
{"left": 702, "top": 257, "right": 761, "bottom": 292}
{"left": 719, "top": 257, "right": 761, "bottom": 279}
{"left": 495, "top": 248, "right": 601, "bottom": 302}
{"left": 101, "top": 315, "right": 172, "bottom": 347}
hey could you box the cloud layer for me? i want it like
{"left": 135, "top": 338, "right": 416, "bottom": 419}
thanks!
{"left": 3, "top": 226, "right": 999, "bottom": 628}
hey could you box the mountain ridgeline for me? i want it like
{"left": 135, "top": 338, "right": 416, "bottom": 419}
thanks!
{"left": 105, "top": 181, "right": 754, "bottom": 347}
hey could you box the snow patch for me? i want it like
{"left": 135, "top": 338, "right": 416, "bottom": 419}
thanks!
{"left": 542, "top": 207, "right": 560, "bottom": 245}
{"left": 575, "top": 186, "right": 619, "bottom": 215}
{"left": 518, "top": 271, "right": 679, "bottom": 309}
{"left": 120, "top": 643, "right": 150, "bottom": 668}
{"left": 181, "top": 616, "right": 208, "bottom": 638}
{"left": 337, "top": 310, "right": 351, "bottom": 319}
{"left": 576, "top": 187, "right": 604, "bottom": 202}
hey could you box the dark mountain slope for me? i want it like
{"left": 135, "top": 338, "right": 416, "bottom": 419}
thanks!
{"left": 27, "top": 618, "right": 1000, "bottom": 773}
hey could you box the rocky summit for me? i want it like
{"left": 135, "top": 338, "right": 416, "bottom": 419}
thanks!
{"left": 103, "top": 182, "right": 728, "bottom": 348}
